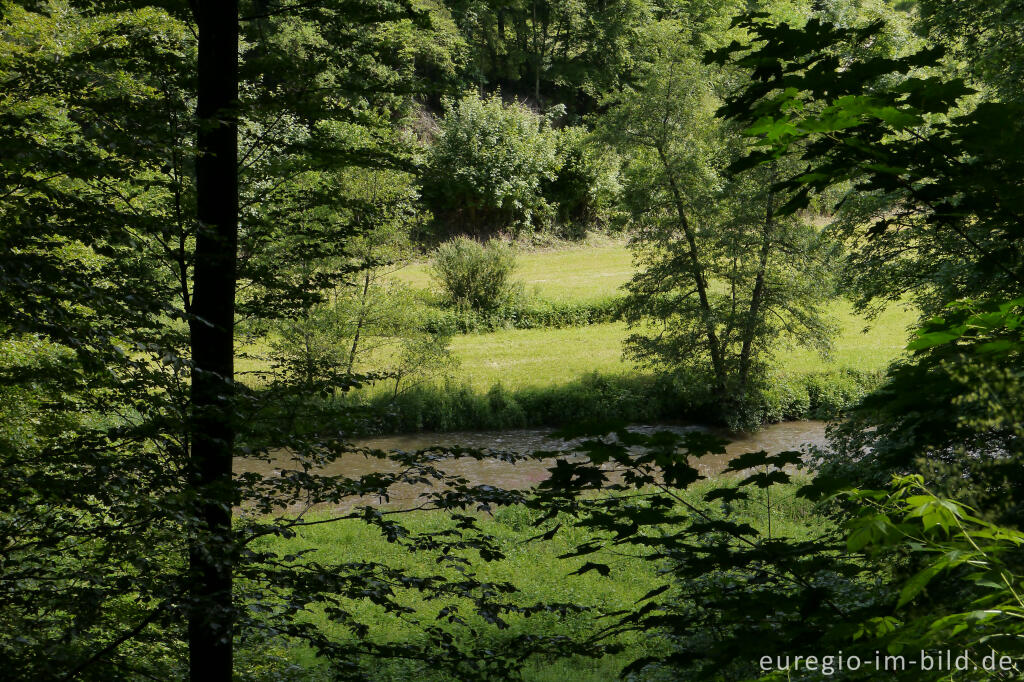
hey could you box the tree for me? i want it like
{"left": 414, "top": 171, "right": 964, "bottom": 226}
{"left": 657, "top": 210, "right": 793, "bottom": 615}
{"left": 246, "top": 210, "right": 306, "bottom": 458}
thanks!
{"left": 502, "top": 7, "right": 1024, "bottom": 680}
{"left": 703, "top": 14, "right": 1024, "bottom": 674}
{"left": 189, "top": 3, "right": 239, "bottom": 677}
{"left": 267, "top": 168, "right": 457, "bottom": 405}
{"left": 915, "top": 0, "right": 1024, "bottom": 104}
{"left": 709, "top": 11, "right": 1023, "bottom": 315}
{"left": 422, "top": 91, "right": 561, "bottom": 235}
{"left": 2, "top": 2, "right": 560, "bottom": 679}
{"left": 443, "top": 0, "right": 650, "bottom": 112}
{"left": 604, "top": 18, "right": 838, "bottom": 423}
{"left": 707, "top": 7, "right": 1024, "bottom": 487}
{"left": 1, "top": 5, "right": 204, "bottom": 677}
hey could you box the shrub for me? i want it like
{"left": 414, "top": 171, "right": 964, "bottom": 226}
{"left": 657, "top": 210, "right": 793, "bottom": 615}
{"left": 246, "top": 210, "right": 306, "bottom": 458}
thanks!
{"left": 430, "top": 237, "right": 522, "bottom": 313}
{"left": 543, "top": 126, "right": 621, "bottom": 238}
{"left": 422, "top": 296, "right": 622, "bottom": 334}
{"left": 422, "top": 92, "right": 560, "bottom": 235}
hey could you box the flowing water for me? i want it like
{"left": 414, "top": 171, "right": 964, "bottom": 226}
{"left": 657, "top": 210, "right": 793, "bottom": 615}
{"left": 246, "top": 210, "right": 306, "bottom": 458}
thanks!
{"left": 235, "top": 421, "right": 828, "bottom": 511}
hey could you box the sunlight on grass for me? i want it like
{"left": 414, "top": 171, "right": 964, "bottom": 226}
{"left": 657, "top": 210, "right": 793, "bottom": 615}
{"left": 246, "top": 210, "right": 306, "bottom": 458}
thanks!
{"left": 243, "top": 244, "right": 920, "bottom": 395}
{"left": 448, "top": 301, "right": 916, "bottom": 392}
{"left": 777, "top": 298, "right": 917, "bottom": 375}
{"left": 258, "top": 481, "right": 825, "bottom": 680}
{"left": 392, "top": 242, "right": 633, "bottom": 304}
{"left": 449, "top": 323, "right": 632, "bottom": 390}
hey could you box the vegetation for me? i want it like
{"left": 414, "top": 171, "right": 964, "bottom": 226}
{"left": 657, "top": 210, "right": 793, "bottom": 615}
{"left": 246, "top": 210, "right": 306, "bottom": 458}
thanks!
{"left": 328, "top": 245, "right": 915, "bottom": 431}
{"left": 430, "top": 236, "right": 522, "bottom": 312}
{"left": 394, "top": 241, "right": 633, "bottom": 303}
{"left": 264, "top": 169, "right": 456, "bottom": 400}
{"left": 421, "top": 93, "right": 617, "bottom": 237}
{"left": 605, "top": 16, "right": 840, "bottom": 416}
{"left": 3, "top": 0, "right": 1022, "bottom": 680}
{"left": 255, "top": 478, "right": 824, "bottom": 680}
{"left": 239, "top": 242, "right": 915, "bottom": 433}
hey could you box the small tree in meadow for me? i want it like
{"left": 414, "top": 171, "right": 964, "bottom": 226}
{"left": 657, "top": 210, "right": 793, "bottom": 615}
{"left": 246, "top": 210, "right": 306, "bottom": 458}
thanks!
{"left": 269, "top": 169, "right": 457, "bottom": 397}
{"left": 605, "top": 20, "right": 839, "bottom": 422}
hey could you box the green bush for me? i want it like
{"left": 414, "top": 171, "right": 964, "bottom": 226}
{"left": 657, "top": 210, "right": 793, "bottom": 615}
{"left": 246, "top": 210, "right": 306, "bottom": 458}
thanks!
{"left": 422, "top": 92, "right": 560, "bottom": 235}
{"left": 760, "top": 376, "right": 812, "bottom": 422}
{"left": 543, "top": 126, "right": 621, "bottom": 238}
{"left": 750, "top": 369, "right": 881, "bottom": 427}
{"left": 422, "top": 295, "right": 622, "bottom": 334}
{"left": 430, "top": 237, "right": 522, "bottom": 313}
{"left": 421, "top": 93, "right": 618, "bottom": 238}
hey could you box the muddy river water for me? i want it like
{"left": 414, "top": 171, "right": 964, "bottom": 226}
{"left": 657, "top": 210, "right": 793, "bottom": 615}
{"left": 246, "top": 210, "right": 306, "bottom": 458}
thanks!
{"left": 235, "top": 421, "right": 828, "bottom": 510}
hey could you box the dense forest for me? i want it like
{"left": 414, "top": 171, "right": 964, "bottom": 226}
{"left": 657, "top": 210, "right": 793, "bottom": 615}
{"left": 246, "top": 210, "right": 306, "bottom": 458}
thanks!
{"left": 1, "top": 0, "right": 1023, "bottom": 679}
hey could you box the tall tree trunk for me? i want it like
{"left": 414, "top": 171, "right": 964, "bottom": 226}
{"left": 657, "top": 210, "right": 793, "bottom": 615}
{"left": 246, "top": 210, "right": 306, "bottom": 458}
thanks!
{"left": 346, "top": 271, "right": 373, "bottom": 375}
{"left": 657, "top": 145, "right": 727, "bottom": 391}
{"left": 189, "top": 3, "right": 238, "bottom": 680}
{"left": 532, "top": 0, "right": 541, "bottom": 103}
{"left": 737, "top": 164, "right": 777, "bottom": 394}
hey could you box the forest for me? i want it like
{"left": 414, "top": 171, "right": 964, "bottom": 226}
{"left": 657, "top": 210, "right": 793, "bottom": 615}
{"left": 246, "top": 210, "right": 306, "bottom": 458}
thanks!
{"left": 1, "top": 0, "right": 1022, "bottom": 679}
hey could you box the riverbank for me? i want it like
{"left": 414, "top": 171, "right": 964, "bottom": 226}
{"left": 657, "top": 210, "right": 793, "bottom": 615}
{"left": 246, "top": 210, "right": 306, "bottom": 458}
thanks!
{"left": 239, "top": 243, "right": 916, "bottom": 438}
{"left": 240, "top": 361, "right": 880, "bottom": 444}
{"left": 329, "top": 367, "right": 878, "bottom": 435}
{"left": 246, "top": 474, "right": 827, "bottom": 680}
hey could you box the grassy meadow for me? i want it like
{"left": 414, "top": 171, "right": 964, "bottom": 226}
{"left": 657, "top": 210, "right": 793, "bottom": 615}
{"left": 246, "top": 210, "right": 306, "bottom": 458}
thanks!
{"left": 394, "top": 241, "right": 916, "bottom": 390}
{"left": 239, "top": 241, "right": 919, "bottom": 433}
{"left": 446, "top": 300, "right": 914, "bottom": 392}
{"left": 254, "top": 481, "right": 825, "bottom": 681}
{"left": 393, "top": 242, "right": 633, "bottom": 304}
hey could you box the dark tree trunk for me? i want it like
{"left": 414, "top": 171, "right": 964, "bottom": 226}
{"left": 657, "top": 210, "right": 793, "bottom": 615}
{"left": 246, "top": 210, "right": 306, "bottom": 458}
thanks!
{"left": 189, "top": 3, "right": 238, "bottom": 680}
{"left": 347, "top": 271, "right": 373, "bottom": 375}
{"left": 656, "top": 145, "right": 727, "bottom": 392}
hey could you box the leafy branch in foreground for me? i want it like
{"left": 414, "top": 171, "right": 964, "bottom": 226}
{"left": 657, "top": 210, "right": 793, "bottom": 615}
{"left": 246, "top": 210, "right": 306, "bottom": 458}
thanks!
{"left": 840, "top": 475, "right": 1024, "bottom": 677}
{"left": 708, "top": 12, "right": 1024, "bottom": 315}
{"left": 523, "top": 425, "right": 890, "bottom": 680}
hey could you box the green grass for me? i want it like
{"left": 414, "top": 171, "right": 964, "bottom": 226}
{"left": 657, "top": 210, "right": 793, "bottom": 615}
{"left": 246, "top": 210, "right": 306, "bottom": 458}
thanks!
{"left": 449, "top": 323, "right": 631, "bottom": 391}
{"left": 775, "top": 299, "right": 916, "bottom": 375}
{"left": 252, "top": 481, "right": 826, "bottom": 680}
{"left": 240, "top": 243, "right": 920, "bottom": 431}
{"left": 446, "top": 299, "right": 915, "bottom": 392}
{"left": 389, "top": 242, "right": 917, "bottom": 391}
{"left": 393, "top": 242, "right": 633, "bottom": 304}
{"left": 240, "top": 300, "right": 914, "bottom": 395}
{"left": 256, "top": 507, "right": 660, "bottom": 680}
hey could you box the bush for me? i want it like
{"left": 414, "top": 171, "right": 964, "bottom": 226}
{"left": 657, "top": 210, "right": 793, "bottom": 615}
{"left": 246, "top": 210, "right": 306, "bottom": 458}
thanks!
{"left": 543, "top": 126, "right": 621, "bottom": 238}
{"left": 422, "top": 92, "right": 560, "bottom": 235}
{"left": 430, "top": 237, "right": 521, "bottom": 313}
{"left": 422, "top": 295, "right": 622, "bottom": 334}
{"left": 734, "top": 369, "right": 882, "bottom": 429}
{"left": 421, "top": 93, "right": 619, "bottom": 238}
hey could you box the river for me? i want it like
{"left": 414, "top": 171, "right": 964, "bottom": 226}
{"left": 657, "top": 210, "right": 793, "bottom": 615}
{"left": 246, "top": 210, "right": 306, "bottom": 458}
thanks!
{"left": 234, "top": 420, "right": 828, "bottom": 511}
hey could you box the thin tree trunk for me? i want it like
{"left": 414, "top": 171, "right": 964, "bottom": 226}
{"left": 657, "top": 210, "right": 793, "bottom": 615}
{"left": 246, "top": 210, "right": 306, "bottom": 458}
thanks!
{"left": 737, "top": 164, "right": 777, "bottom": 393}
{"left": 536, "top": 0, "right": 544, "bottom": 102}
{"left": 189, "top": 3, "right": 238, "bottom": 680}
{"left": 347, "top": 271, "right": 372, "bottom": 375}
{"left": 656, "top": 145, "right": 727, "bottom": 390}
